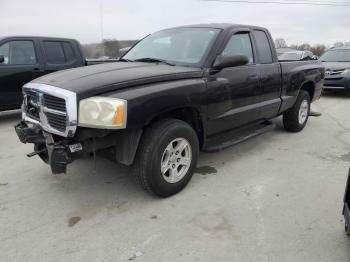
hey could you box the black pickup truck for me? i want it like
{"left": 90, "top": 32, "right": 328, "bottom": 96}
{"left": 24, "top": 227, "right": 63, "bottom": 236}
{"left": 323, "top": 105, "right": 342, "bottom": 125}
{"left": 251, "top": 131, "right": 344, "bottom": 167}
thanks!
{"left": 15, "top": 24, "right": 324, "bottom": 197}
{"left": 0, "top": 36, "right": 115, "bottom": 111}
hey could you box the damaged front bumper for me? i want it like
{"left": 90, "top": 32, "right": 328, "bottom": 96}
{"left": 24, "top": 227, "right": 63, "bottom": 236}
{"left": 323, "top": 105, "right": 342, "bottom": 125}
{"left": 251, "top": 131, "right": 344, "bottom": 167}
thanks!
{"left": 343, "top": 168, "right": 350, "bottom": 236}
{"left": 15, "top": 121, "right": 84, "bottom": 174}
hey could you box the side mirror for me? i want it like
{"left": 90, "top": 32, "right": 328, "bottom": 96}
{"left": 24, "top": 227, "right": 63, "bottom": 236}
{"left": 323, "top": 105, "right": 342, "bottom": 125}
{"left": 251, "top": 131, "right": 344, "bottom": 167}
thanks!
{"left": 0, "top": 55, "right": 4, "bottom": 63}
{"left": 213, "top": 54, "right": 249, "bottom": 70}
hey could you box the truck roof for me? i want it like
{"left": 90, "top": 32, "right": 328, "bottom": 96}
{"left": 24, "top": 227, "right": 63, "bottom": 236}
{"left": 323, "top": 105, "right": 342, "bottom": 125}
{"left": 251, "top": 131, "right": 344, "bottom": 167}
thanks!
{"left": 168, "top": 23, "right": 268, "bottom": 31}
{"left": 0, "top": 36, "right": 79, "bottom": 42}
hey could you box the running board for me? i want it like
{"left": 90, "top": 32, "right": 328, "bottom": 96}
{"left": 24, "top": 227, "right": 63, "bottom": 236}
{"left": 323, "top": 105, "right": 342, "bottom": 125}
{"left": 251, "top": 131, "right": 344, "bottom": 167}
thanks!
{"left": 203, "top": 121, "right": 276, "bottom": 153}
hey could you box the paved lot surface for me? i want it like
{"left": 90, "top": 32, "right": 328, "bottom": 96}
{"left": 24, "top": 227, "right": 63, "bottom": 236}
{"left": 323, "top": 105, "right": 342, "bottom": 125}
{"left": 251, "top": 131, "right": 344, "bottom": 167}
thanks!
{"left": 0, "top": 94, "right": 350, "bottom": 262}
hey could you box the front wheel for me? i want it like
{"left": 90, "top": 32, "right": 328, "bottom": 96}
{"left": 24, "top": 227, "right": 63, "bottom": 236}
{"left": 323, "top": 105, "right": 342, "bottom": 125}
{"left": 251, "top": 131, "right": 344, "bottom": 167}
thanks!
{"left": 133, "top": 119, "right": 199, "bottom": 197}
{"left": 283, "top": 90, "right": 311, "bottom": 132}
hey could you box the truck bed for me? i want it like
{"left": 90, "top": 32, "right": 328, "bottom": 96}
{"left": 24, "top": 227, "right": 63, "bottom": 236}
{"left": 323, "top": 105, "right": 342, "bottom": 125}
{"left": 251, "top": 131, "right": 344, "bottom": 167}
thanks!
{"left": 278, "top": 60, "right": 324, "bottom": 114}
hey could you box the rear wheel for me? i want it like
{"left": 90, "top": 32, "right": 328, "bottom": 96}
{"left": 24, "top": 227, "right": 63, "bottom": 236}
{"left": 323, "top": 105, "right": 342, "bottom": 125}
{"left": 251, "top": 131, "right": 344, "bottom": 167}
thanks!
{"left": 133, "top": 119, "right": 199, "bottom": 197}
{"left": 283, "top": 90, "right": 310, "bottom": 132}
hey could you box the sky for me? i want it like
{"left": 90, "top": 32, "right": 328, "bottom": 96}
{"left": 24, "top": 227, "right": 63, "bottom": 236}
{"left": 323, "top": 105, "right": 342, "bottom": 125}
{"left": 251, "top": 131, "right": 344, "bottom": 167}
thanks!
{"left": 1, "top": 0, "right": 350, "bottom": 46}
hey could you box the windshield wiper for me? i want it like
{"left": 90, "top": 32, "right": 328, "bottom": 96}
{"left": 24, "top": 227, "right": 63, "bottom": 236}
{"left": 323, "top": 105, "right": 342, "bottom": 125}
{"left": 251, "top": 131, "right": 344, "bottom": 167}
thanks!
{"left": 118, "top": 58, "right": 134, "bottom": 62}
{"left": 134, "top": 57, "right": 175, "bottom": 66}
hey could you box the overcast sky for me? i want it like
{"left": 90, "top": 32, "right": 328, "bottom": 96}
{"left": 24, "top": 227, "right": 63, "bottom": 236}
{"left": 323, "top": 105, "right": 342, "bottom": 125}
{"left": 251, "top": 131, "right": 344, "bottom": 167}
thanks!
{"left": 1, "top": 0, "right": 349, "bottom": 46}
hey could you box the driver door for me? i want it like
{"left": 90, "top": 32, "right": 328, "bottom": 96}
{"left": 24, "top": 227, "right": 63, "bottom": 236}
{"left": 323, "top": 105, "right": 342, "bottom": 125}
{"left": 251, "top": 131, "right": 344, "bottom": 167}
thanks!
{"left": 206, "top": 31, "right": 260, "bottom": 136}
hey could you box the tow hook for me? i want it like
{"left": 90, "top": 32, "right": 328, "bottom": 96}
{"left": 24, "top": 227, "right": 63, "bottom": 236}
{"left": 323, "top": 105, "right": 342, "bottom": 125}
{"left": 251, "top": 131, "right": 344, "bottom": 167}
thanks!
{"left": 27, "top": 147, "right": 48, "bottom": 158}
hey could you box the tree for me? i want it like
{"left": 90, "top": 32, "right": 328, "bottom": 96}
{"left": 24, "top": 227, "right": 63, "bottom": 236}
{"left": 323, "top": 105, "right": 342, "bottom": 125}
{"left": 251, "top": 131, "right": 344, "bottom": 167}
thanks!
{"left": 298, "top": 43, "right": 311, "bottom": 51}
{"left": 102, "top": 39, "right": 121, "bottom": 58}
{"left": 310, "top": 45, "right": 326, "bottom": 56}
{"left": 274, "top": 38, "right": 287, "bottom": 48}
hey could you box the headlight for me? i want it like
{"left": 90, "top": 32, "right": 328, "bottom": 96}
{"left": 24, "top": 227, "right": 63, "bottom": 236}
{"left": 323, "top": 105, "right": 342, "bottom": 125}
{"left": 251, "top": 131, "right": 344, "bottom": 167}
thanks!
{"left": 78, "top": 97, "right": 127, "bottom": 129}
{"left": 341, "top": 69, "right": 350, "bottom": 75}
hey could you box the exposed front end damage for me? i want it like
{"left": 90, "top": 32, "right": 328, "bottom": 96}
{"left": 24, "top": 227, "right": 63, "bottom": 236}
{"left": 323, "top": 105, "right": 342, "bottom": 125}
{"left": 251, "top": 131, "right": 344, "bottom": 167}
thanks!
{"left": 15, "top": 82, "right": 142, "bottom": 174}
{"left": 15, "top": 121, "right": 84, "bottom": 174}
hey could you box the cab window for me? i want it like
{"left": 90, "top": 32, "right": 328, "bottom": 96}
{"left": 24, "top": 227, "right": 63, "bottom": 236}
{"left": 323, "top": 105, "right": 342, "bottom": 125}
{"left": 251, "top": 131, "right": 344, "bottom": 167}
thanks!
{"left": 0, "top": 40, "right": 37, "bottom": 65}
{"left": 43, "top": 41, "right": 76, "bottom": 64}
{"left": 222, "top": 33, "right": 254, "bottom": 64}
{"left": 253, "top": 30, "right": 273, "bottom": 64}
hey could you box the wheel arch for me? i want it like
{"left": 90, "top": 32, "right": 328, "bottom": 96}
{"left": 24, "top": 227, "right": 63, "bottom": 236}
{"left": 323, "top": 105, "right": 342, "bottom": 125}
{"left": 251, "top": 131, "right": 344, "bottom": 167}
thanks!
{"left": 299, "top": 81, "right": 315, "bottom": 101}
{"left": 115, "top": 106, "right": 205, "bottom": 166}
{"left": 145, "top": 106, "right": 205, "bottom": 149}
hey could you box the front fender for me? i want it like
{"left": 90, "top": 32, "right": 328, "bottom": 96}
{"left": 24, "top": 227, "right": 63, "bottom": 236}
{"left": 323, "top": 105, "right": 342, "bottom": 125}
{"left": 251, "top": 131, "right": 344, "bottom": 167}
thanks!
{"left": 109, "top": 78, "right": 207, "bottom": 128}
{"left": 106, "top": 78, "right": 206, "bottom": 165}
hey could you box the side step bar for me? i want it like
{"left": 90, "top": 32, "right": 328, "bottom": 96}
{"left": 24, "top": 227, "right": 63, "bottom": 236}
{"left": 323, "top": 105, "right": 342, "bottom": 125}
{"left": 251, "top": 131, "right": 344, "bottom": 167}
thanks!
{"left": 203, "top": 121, "right": 276, "bottom": 153}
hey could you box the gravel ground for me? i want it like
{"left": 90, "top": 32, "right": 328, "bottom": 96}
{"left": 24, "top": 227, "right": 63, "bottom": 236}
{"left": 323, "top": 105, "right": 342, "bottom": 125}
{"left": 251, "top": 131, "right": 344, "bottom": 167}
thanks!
{"left": 0, "top": 93, "right": 349, "bottom": 262}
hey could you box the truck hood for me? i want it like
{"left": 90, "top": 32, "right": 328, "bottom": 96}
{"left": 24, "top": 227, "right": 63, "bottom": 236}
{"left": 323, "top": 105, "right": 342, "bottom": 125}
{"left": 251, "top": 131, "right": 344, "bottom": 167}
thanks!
{"left": 31, "top": 62, "right": 203, "bottom": 98}
{"left": 322, "top": 62, "right": 350, "bottom": 71}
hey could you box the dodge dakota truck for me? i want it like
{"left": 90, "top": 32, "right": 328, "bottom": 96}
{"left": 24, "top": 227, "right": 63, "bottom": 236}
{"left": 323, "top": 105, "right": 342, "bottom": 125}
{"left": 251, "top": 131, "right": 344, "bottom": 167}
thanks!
{"left": 15, "top": 24, "right": 324, "bottom": 197}
{"left": 0, "top": 36, "right": 116, "bottom": 111}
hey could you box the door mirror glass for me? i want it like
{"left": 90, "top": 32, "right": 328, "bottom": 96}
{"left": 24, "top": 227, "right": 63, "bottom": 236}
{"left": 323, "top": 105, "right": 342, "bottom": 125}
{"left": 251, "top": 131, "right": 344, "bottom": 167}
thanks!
{"left": 0, "top": 55, "right": 4, "bottom": 63}
{"left": 213, "top": 54, "right": 249, "bottom": 70}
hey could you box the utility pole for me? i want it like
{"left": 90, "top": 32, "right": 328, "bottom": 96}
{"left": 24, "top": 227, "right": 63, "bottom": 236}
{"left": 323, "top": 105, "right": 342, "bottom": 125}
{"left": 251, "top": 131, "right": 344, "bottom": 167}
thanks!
{"left": 99, "top": 0, "right": 105, "bottom": 57}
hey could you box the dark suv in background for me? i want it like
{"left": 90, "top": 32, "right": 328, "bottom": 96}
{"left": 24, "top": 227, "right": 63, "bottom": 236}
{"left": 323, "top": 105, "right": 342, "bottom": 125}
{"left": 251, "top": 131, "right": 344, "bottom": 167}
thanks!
{"left": 320, "top": 47, "right": 350, "bottom": 97}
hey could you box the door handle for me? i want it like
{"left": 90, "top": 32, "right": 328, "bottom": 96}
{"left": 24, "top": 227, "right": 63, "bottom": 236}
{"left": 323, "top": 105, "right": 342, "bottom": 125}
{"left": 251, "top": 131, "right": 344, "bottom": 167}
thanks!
{"left": 32, "top": 68, "right": 44, "bottom": 72}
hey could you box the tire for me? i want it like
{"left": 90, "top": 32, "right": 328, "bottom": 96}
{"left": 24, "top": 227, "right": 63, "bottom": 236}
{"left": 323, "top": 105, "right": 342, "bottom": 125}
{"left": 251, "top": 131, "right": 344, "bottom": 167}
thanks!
{"left": 283, "top": 90, "right": 311, "bottom": 132}
{"left": 133, "top": 119, "right": 199, "bottom": 197}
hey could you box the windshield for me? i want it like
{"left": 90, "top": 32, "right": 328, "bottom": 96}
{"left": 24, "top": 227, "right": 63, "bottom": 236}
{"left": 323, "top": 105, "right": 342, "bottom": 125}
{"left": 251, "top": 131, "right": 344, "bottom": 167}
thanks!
{"left": 123, "top": 27, "right": 221, "bottom": 67}
{"left": 279, "top": 52, "right": 303, "bottom": 61}
{"left": 320, "top": 49, "right": 350, "bottom": 62}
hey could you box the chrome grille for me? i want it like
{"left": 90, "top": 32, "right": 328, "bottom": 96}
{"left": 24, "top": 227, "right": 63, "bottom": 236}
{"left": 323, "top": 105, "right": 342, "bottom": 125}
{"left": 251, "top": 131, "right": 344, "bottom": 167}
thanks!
{"left": 45, "top": 112, "right": 67, "bottom": 132}
{"left": 326, "top": 69, "right": 345, "bottom": 76}
{"left": 22, "top": 83, "right": 77, "bottom": 137}
{"left": 43, "top": 94, "right": 66, "bottom": 112}
{"left": 42, "top": 94, "right": 67, "bottom": 132}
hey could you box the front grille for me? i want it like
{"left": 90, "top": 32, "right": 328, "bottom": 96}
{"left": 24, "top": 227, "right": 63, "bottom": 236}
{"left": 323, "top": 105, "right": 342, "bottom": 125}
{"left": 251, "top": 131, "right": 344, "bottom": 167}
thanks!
{"left": 43, "top": 94, "right": 67, "bottom": 132}
{"left": 327, "top": 69, "right": 345, "bottom": 76}
{"left": 23, "top": 89, "right": 68, "bottom": 133}
{"left": 46, "top": 112, "right": 67, "bottom": 132}
{"left": 22, "top": 83, "right": 77, "bottom": 137}
{"left": 43, "top": 94, "right": 66, "bottom": 112}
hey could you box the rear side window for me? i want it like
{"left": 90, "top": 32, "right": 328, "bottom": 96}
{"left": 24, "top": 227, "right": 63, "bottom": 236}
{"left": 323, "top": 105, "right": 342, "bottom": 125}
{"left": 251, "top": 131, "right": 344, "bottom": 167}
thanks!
{"left": 62, "top": 42, "right": 76, "bottom": 62}
{"left": 222, "top": 33, "right": 254, "bottom": 64}
{"left": 253, "top": 30, "right": 273, "bottom": 64}
{"left": 43, "top": 41, "right": 76, "bottom": 64}
{"left": 0, "top": 40, "right": 37, "bottom": 65}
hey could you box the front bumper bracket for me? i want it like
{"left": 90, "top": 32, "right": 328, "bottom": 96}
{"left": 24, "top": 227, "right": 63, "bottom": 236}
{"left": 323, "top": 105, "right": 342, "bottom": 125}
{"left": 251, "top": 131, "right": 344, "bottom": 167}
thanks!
{"left": 15, "top": 121, "right": 83, "bottom": 174}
